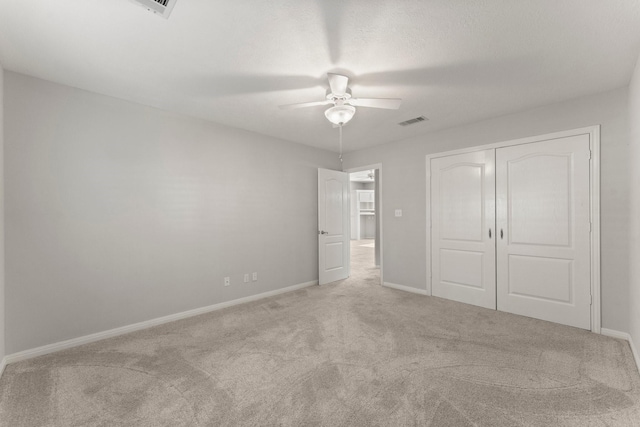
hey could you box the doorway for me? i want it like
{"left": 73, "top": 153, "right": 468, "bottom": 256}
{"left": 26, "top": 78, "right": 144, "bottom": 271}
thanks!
{"left": 347, "top": 165, "right": 382, "bottom": 284}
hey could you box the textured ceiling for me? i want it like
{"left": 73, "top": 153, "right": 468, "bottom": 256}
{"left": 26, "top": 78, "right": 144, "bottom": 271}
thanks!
{"left": 1, "top": 0, "right": 640, "bottom": 152}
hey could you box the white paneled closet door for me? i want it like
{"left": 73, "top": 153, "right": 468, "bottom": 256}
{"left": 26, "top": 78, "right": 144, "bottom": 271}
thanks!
{"left": 431, "top": 150, "right": 496, "bottom": 309}
{"left": 496, "top": 135, "right": 591, "bottom": 329}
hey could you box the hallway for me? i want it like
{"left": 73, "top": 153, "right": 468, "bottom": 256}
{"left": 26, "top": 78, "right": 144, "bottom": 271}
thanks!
{"left": 347, "top": 239, "right": 379, "bottom": 286}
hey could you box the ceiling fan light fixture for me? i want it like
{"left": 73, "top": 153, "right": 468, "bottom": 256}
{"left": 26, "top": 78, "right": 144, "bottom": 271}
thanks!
{"left": 325, "top": 105, "right": 356, "bottom": 125}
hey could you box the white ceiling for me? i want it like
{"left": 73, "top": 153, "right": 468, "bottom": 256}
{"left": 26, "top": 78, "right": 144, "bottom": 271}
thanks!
{"left": 1, "top": 1, "right": 639, "bottom": 153}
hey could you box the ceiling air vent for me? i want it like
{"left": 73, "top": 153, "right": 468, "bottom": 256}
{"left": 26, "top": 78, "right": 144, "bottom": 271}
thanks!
{"left": 398, "top": 116, "right": 428, "bottom": 127}
{"left": 131, "top": 0, "right": 177, "bottom": 19}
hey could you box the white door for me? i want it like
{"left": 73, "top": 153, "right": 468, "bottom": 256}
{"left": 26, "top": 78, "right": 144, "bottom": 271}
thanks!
{"left": 318, "top": 168, "right": 350, "bottom": 285}
{"left": 431, "top": 150, "right": 496, "bottom": 309}
{"left": 496, "top": 135, "right": 591, "bottom": 329}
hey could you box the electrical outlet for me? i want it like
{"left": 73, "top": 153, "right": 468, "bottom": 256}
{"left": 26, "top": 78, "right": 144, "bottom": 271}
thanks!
{"left": 252, "top": 272, "right": 258, "bottom": 281}
{"left": 224, "top": 277, "right": 230, "bottom": 287}
{"left": 244, "top": 273, "right": 249, "bottom": 283}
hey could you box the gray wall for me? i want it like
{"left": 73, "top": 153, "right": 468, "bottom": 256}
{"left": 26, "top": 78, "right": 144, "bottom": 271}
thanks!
{"left": 4, "top": 72, "right": 340, "bottom": 354}
{"left": 629, "top": 54, "right": 640, "bottom": 348}
{"left": 343, "top": 87, "right": 629, "bottom": 332}
{"left": 0, "top": 64, "right": 5, "bottom": 361}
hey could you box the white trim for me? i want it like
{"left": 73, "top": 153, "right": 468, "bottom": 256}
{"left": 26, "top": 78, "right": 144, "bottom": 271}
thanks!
{"left": 601, "top": 328, "right": 630, "bottom": 340}
{"left": 427, "top": 126, "right": 600, "bottom": 159}
{"left": 425, "top": 157, "right": 432, "bottom": 295}
{"left": 4, "top": 280, "right": 317, "bottom": 365}
{"left": 425, "top": 126, "right": 601, "bottom": 332}
{"left": 589, "top": 126, "right": 602, "bottom": 333}
{"left": 601, "top": 329, "right": 640, "bottom": 374}
{"left": 0, "top": 357, "right": 7, "bottom": 378}
{"left": 383, "top": 281, "right": 429, "bottom": 296}
{"left": 631, "top": 336, "right": 640, "bottom": 375}
{"left": 345, "top": 163, "right": 384, "bottom": 285}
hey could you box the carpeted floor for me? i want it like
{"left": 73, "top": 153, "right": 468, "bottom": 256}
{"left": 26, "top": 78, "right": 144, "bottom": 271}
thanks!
{"left": 1, "top": 240, "right": 639, "bottom": 426}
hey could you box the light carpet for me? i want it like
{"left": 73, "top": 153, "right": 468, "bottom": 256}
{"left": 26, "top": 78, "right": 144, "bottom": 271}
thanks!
{"left": 0, "top": 241, "right": 639, "bottom": 426}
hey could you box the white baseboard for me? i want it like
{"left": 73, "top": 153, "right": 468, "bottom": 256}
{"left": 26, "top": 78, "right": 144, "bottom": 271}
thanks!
{"left": 601, "top": 328, "right": 629, "bottom": 340}
{"left": 383, "top": 282, "right": 429, "bottom": 296}
{"left": 601, "top": 328, "right": 640, "bottom": 373}
{"left": 4, "top": 280, "right": 318, "bottom": 366}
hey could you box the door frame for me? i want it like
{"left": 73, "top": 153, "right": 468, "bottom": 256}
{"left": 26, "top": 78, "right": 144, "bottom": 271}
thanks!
{"left": 425, "top": 126, "right": 601, "bottom": 333}
{"left": 345, "top": 163, "right": 384, "bottom": 285}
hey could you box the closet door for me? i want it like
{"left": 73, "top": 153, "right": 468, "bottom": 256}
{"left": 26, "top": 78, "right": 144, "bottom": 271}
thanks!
{"left": 496, "top": 135, "right": 591, "bottom": 329}
{"left": 431, "top": 150, "right": 496, "bottom": 309}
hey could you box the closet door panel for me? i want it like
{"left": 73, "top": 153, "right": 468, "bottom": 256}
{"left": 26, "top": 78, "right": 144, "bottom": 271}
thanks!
{"left": 431, "top": 149, "right": 496, "bottom": 309}
{"left": 496, "top": 135, "right": 591, "bottom": 329}
{"left": 507, "top": 255, "right": 572, "bottom": 303}
{"left": 508, "top": 154, "right": 572, "bottom": 246}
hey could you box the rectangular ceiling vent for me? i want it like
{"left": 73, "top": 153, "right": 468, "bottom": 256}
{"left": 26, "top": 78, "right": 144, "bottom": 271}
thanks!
{"left": 130, "top": 0, "right": 177, "bottom": 19}
{"left": 398, "top": 116, "right": 428, "bottom": 127}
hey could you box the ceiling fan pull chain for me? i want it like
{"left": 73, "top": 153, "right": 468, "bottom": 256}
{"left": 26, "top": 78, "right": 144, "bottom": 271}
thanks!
{"left": 339, "top": 124, "right": 343, "bottom": 163}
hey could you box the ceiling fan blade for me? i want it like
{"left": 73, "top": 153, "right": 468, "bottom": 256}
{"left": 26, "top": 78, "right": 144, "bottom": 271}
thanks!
{"left": 327, "top": 73, "right": 349, "bottom": 96}
{"left": 348, "top": 98, "right": 402, "bottom": 109}
{"left": 278, "top": 100, "right": 332, "bottom": 110}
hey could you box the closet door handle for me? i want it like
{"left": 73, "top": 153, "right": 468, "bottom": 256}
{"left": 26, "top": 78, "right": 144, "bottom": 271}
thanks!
{"left": 500, "top": 229, "right": 504, "bottom": 239}
{"left": 489, "top": 228, "right": 492, "bottom": 239}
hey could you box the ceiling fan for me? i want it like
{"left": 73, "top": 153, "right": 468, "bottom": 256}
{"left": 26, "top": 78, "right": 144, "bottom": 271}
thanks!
{"left": 278, "top": 73, "right": 402, "bottom": 126}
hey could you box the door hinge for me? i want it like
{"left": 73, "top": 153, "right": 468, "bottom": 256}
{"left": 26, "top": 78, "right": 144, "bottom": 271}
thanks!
{"left": 590, "top": 294, "right": 593, "bottom": 305}
{"left": 588, "top": 150, "right": 592, "bottom": 160}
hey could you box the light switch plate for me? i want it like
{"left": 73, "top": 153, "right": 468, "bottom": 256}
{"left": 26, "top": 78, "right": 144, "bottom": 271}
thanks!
{"left": 395, "top": 209, "right": 403, "bottom": 217}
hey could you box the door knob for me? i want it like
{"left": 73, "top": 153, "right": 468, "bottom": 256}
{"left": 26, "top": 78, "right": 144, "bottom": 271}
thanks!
{"left": 319, "top": 230, "right": 329, "bottom": 235}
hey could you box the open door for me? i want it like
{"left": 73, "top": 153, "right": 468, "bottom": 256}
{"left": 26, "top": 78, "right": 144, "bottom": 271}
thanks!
{"left": 318, "top": 168, "right": 350, "bottom": 285}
